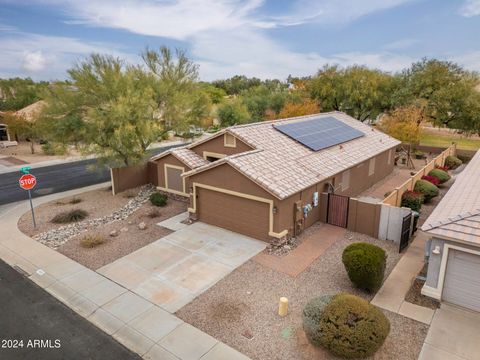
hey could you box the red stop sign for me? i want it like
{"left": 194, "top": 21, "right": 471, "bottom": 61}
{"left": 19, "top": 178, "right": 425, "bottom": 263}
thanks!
{"left": 19, "top": 174, "right": 37, "bottom": 190}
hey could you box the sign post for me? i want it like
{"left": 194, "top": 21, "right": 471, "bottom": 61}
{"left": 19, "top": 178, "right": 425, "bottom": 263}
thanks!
{"left": 19, "top": 167, "right": 37, "bottom": 228}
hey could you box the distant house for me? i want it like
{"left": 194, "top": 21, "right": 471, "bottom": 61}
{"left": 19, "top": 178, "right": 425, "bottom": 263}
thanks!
{"left": 150, "top": 112, "right": 400, "bottom": 241}
{"left": 422, "top": 151, "right": 480, "bottom": 312}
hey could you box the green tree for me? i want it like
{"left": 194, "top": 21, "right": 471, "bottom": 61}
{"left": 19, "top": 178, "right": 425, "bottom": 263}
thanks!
{"left": 142, "top": 47, "right": 211, "bottom": 136}
{"left": 217, "top": 100, "right": 251, "bottom": 126}
{"left": 308, "top": 65, "right": 394, "bottom": 122}
{"left": 199, "top": 82, "right": 227, "bottom": 104}
{"left": 43, "top": 55, "right": 161, "bottom": 167}
{"left": 392, "top": 59, "right": 480, "bottom": 131}
{"left": 240, "top": 85, "right": 291, "bottom": 121}
{"left": 0, "top": 78, "right": 48, "bottom": 111}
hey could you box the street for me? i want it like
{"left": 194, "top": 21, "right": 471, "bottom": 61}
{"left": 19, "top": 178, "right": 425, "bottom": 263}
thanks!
{"left": 0, "top": 259, "right": 141, "bottom": 360}
{"left": 0, "top": 143, "right": 184, "bottom": 205}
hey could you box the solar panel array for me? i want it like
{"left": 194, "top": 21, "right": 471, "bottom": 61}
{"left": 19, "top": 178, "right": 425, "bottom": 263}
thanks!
{"left": 273, "top": 116, "right": 365, "bottom": 151}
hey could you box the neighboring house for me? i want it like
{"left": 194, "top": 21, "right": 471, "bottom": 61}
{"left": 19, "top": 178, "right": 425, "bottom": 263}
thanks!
{"left": 150, "top": 112, "right": 400, "bottom": 241}
{"left": 422, "top": 150, "right": 480, "bottom": 312}
{"left": 0, "top": 123, "right": 18, "bottom": 148}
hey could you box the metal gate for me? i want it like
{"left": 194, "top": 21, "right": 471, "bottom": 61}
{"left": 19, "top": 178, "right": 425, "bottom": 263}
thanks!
{"left": 399, "top": 213, "right": 412, "bottom": 252}
{"left": 327, "top": 194, "right": 349, "bottom": 228}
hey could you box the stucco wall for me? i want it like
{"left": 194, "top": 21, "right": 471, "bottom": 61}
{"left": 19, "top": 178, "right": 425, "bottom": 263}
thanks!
{"left": 189, "top": 133, "right": 253, "bottom": 158}
{"left": 153, "top": 154, "right": 192, "bottom": 193}
{"left": 425, "top": 238, "right": 480, "bottom": 289}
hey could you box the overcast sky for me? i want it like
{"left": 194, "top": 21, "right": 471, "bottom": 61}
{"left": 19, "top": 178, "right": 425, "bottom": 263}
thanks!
{"left": 1, "top": 0, "right": 479, "bottom": 81}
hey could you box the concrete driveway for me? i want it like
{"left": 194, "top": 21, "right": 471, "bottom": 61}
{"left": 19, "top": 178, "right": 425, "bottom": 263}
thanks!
{"left": 98, "top": 221, "right": 266, "bottom": 313}
{"left": 419, "top": 304, "right": 480, "bottom": 360}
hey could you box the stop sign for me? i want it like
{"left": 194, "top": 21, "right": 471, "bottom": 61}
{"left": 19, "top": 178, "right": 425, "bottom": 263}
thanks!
{"left": 19, "top": 174, "right": 37, "bottom": 190}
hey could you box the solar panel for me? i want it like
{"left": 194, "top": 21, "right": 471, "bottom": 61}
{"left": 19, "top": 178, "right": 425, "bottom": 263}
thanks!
{"left": 273, "top": 116, "right": 364, "bottom": 151}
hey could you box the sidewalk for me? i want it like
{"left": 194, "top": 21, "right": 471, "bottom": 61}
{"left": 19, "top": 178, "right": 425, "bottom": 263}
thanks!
{"left": 371, "top": 231, "right": 435, "bottom": 325}
{"left": 0, "top": 185, "right": 249, "bottom": 360}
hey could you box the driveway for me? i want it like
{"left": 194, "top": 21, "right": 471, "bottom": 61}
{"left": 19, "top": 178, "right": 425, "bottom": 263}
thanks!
{"left": 98, "top": 219, "right": 266, "bottom": 313}
{"left": 419, "top": 304, "right": 480, "bottom": 360}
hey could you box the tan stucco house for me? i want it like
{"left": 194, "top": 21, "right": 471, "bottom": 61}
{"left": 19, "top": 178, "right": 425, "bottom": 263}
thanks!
{"left": 150, "top": 112, "right": 400, "bottom": 241}
{"left": 422, "top": 150, "right": 480, "bottom": 312}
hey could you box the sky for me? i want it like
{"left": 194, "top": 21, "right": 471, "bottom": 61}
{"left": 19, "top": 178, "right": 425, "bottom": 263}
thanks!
{"left": 0, "top": 0, "right": 479, "bottom": 81}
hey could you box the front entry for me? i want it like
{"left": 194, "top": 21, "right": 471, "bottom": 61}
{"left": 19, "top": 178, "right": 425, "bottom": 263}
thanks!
{"left": 327, "top": 193, "right": 349, "bottom": 228}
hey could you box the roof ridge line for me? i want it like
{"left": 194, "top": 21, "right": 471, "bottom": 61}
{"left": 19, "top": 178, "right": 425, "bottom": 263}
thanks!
{"left": 423, "top": 208, "right": 480, "bottom": 231}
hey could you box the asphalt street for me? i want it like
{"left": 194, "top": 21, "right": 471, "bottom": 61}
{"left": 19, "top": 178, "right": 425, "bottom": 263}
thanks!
{"left": 0, "top": 259, "right": 141, "bottom": 360}
{"left": 0, "top": 143, "right": 184, "bottom": 205}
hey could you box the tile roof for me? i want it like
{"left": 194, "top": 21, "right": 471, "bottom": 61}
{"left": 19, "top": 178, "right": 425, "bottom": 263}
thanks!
{"left": 421, "top": 150, "right": 480, "bottom": 245}
{"left": 184, "top": 111, "right": 400, "bottom": 199}
{"left": 150, "top": 146, "right": 209, "bottom": 169}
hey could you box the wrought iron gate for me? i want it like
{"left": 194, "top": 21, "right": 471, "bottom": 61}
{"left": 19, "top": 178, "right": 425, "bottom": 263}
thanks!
{"left": 327, "top": 194, "right": 349, "bottom": 228}
{"left": 399, "top": 213, "right": 412, "bottom": 252}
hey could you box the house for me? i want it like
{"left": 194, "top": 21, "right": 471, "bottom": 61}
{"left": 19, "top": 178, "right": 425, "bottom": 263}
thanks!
{"left": 421, "top": 150, "right": 480, "bottom": 312}
{"left": 150, "top": 112, "right": 400, "bottom": 241}
{"left": 0, "top": 122, "right": 18, "bottom": 148}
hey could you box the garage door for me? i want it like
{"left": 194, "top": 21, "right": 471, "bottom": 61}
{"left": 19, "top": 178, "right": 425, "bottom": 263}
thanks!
{"left": 443, "top": 250, "right": 480, "bottom": 312}
{"left": 197, "top": 188, "right": 270, "bottom": 241}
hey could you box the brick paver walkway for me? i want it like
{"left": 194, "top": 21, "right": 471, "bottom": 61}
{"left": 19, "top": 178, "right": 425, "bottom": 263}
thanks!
{"left": 253, "top": 224, "right": 345, "bottom": 277}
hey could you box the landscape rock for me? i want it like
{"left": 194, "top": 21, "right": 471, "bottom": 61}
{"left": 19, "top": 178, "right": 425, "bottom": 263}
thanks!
{"left": 109, "top": 230, "right": 119, "bottom": 237}
{"left": 120, "top": 227, "right": 129, "bottom": 233}
{"left": 34, "top": 184, "right": 156, "bottom": 249}
{"left": 138, "top": 222, "right": 147, "bottom": 230}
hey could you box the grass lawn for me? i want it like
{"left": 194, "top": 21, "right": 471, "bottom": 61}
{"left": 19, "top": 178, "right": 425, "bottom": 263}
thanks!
{"left": 420, "top": 132, "right": 480, "bottom": 150}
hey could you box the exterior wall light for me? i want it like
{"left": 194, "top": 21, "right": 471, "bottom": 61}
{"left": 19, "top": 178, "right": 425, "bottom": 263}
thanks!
{"left": 432, "top": 246, "right": 441, "bottom": 255}
{"left": 273, "top": 206, "right": 278, "bottom": 214}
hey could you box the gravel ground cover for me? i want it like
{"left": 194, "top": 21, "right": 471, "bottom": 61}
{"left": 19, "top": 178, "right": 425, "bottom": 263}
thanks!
{"left": 58, "top": 200, "right": 187, "bottom": 270}
{"left": 176, "top": 231, "right": 428, "bottom": 360}
{"left": 18, "top": 186, "right": 131, "bottom": 237}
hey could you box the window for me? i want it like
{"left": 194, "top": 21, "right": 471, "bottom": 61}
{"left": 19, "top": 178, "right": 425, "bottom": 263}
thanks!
{"left": 387, "top": 149, "right": 392, "bottom": 165}
{"left": 203, "top": 151, "right": 225, "bottom": 162}
{"left": 341, "top": 170, "right": 350, "bottom": 191}
{"left": 369, "top": 158, "right": 376, "bottom": 176}
{"left": 224, "top": 133, "right": 236, "bottom": 148}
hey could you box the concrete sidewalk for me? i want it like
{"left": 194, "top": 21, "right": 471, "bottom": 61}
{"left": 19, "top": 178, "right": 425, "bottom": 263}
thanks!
{"left": 0, "top": 185, "right": 249, "bottom": 360}
{"left": 371, "top": 232, "right": 435, "bottom": 325}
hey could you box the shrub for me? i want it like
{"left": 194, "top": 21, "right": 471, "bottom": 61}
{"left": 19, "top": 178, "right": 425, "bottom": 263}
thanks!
{"left": 445, "top": 155, "right": 462, "bottom": 169}
{"left": 428, "top": 169, "right": 451, "bottom": 184}
{"left": 401, "top": 191, "right": 424, "bottom": 211}
{"left": 316, "top": 293, "right": 390, "bottom": 359}
{"left": 80, "top": 234, "right": 106, "bottom": 248}
{"left": 51, "top": 209, "right": 88, "bottom": 223}
{"left": 41, "top": 142, "right": 67, "bottom": 155}
{"left": 147, "top": 209, "right": 161, "bottom": 218}
{"left": 302, "top": 295, "right": 334, "bottom": 347}
{"left": 435, "top": 164, "right": 449, "bottom": 171}
{"left": 421, "top": 175, "right": 440, "bottom": 186}
{"left": 342, "top": 243, "right": 386, "bottom": 292}
{"left": 414, "top": 179, "right": 439, "bottom": 202}
{"left": 150, "top": 192, "right": 168, "bottom": 207}
{"left": 69, "top": 197, "right": 82, "bottom": 204}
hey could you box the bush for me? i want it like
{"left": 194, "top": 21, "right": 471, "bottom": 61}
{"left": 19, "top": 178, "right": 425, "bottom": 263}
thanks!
{"left": 41, "top": 142, "right": 67, "bottom": 155}
{"left": 414, "top": 179, "right": 439, "bottom": 202}
{"left": 401, "top": 191, "right": 424, "bottom": 211}
{"left": 445, "top": 155, "right": 462, "bottom": 169}
{"left": 69, "top": 197, "right": 82, "bottom": 204}
{"left": 302, "top": 295, "right": 334, "bottom": 347}
{"left": 342, "top": 243, "right": 386, "bottom": 292}
{"left": 315, "top": 293, "right": 390, "bottom": 359}
{"left": 428, "top": 169, "right": 451, "bottom": 184}
{"left": 80, "top": 234, "right": 106, "bottom": 248}
{"left": 421, "top": 175, "right": 440, "bottom": 186}
{"left": 147, "top": 209, "right": 161, "bottom": 218}
{"left": 149, "top": 192, "right": 168, "bottom": 207}
{"left": 51, "top": 209, "right": 88, "bottom": 223}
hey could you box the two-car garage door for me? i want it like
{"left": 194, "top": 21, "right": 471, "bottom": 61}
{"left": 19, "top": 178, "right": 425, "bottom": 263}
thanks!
{"left": 443, "top": 249, "right": 480, "bottom": 312}
{"left": 197, "top": 188, "right": 270, "bottom": 241}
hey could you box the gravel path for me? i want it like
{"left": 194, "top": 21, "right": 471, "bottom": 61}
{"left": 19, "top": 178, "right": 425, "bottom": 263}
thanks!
{"left": 176, "top": 231, "right": 428, "bottom": 360}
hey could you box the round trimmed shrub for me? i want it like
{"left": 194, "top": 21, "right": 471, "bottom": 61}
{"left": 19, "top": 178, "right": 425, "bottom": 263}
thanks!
{"left": 414, "top": 179, "right": 439, "bottom": 202}
{"left": 421, "top": 175, "right": 440, "bottom": 186}
{"left": 149, "top": 192, "right": 168, "bottom": 207}
{"left": 428, "top": 169, "right": 451, "bottom": 184}
{"left": 51, "top": 209, "right": 88, "bottom": 223}
{"left": 445, "top": 155, "right": 462, "bottom": 169}
{"left": 316, "top": 294, "right": 390, "bottom": 359}
{"left": 302, "top": 295, "right": 334, "bottom": 347}
{"left": 342, "top": 243, "right": 386, "bottom": 292}
{"left": 401, "top": 190, "right": 424, "bottom": 211}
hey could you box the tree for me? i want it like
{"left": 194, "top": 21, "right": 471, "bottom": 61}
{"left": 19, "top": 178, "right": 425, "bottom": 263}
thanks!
{"left": 240, "top": 85, "right": 291, "bottom": 121}
{"left": 308, "top": 65, "right": 394, "bottom": 122}
{"left": 378, "top": 104, "right": 424, "bottom": 145}
{"left": 2, "top": 111, "right": 43, "bottom": 153}
{"left": 278, "top": 99, "right": 320, "bottom": 118}
{"left": 0, "top": 78, "right": 48, "bottom": 111}
{"left": 142, "top": 47, "right": 211, "bottom": 136}
{"left": 392, "top": 59, "right": 480, "bottom": 131}
{"left": 217, "top": 100, "right": 251, "bottom": 126}
{"left": 199, "top": 82, "right": 227, "bottom": 104}
{"left": 42, "top": 55, "right": 162, "bottom": 167}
